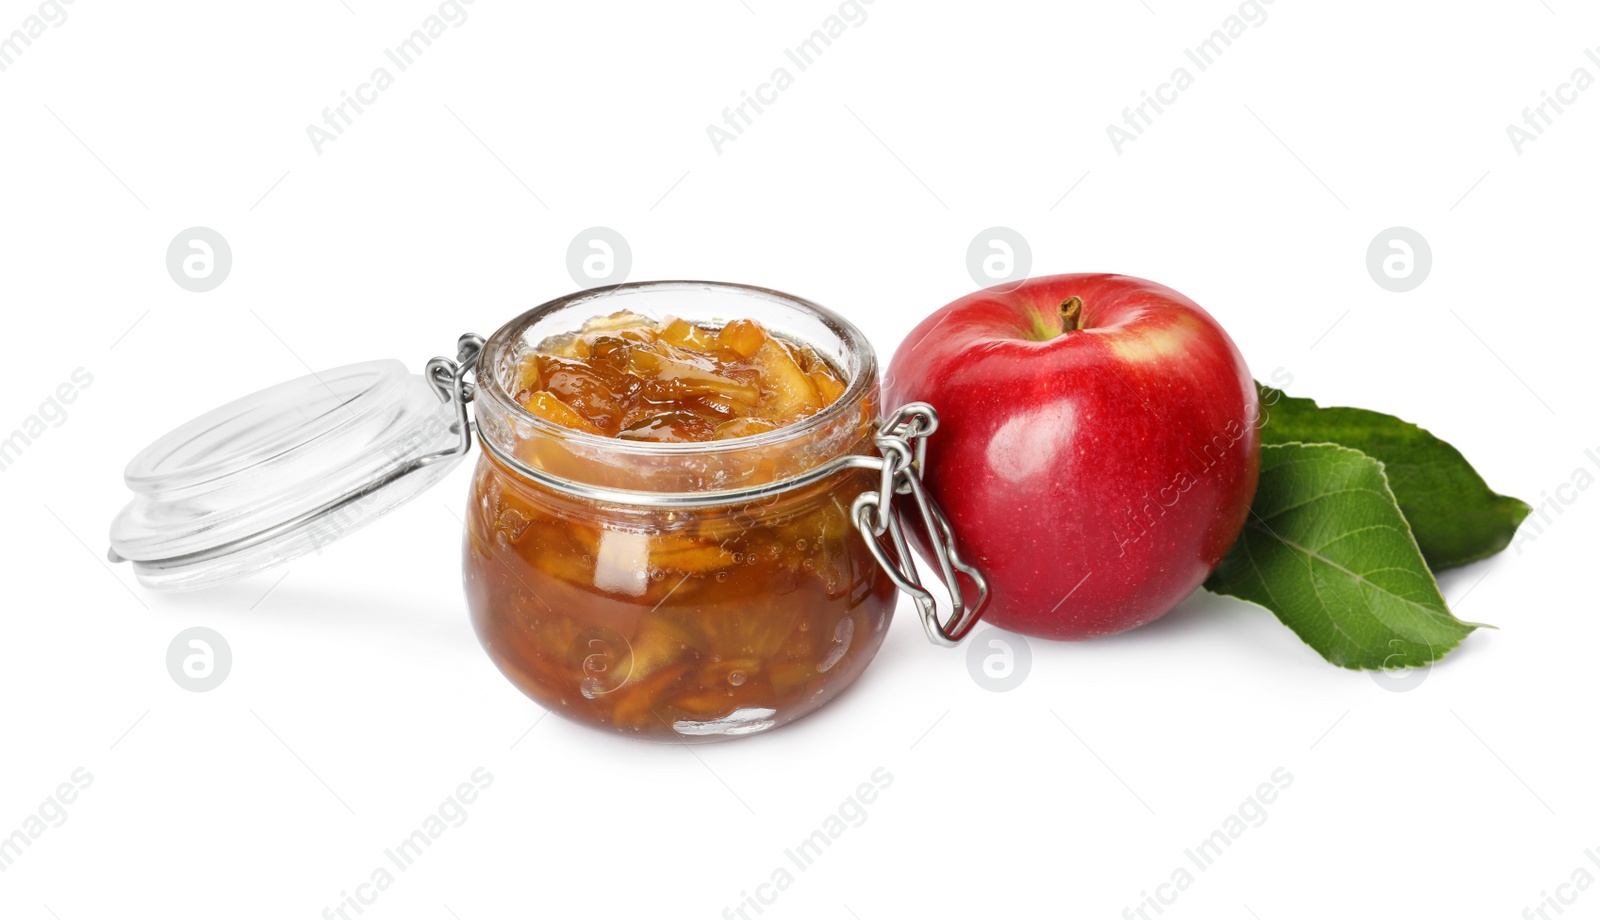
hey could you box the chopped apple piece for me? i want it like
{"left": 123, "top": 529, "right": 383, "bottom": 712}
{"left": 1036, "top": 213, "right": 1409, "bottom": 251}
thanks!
{"left": 538, "top": 356, "right": 630, "bottom": 433}
{"left": 658, "top": 316, "right": 718, "bottom": 351}
{"left": 533, "top": 332, "right": 582, "bottom": 358}
{"left": 810, "top": 368, "right": 846, "bottom": 403}
{"left": 581, "top": 310, "right": 655, "bottom": 333}
{"left": 788, "top": 341, "right": 822, "bottom": 373}
{"left": 510, "top": 355, "right": 542, "bottom": 401}
{"left": 648, "top": 532, "right": 734, "bottom": 574}
{"left": 524, "top": 390, "right": 605, "bottom": 435}
{"left": 716, "top": 318, "right": 767, "bottom": 358}
{"left": 750, "top": 338, "right": 822, "bottom": 418}
{"left": 627, "top": 349, "right": 761, "bottom": 405}
{"left": 685, "top": 392, "right": 750, "bottom": 420}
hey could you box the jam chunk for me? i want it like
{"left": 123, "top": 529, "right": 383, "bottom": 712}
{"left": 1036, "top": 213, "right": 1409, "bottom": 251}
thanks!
{"left": 515, "top": 313, "right": 847, "bottom": 442}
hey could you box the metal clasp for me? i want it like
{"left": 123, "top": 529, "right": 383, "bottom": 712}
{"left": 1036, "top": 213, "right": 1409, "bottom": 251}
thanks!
{"left": 852, "top": 403, "right": 988, "bottom": 647}
{"left": 425, "top": 333, "right": 485, "bottom": 458}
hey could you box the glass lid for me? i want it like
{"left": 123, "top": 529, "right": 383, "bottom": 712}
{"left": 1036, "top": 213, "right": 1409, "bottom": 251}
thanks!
{"left": 109, "top": 356, "right": 472, "bottom": 591}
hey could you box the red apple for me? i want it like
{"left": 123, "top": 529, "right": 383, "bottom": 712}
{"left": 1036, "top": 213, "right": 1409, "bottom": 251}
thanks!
{"left": 885, "top": 273, "right": 1260, "bottom": 640}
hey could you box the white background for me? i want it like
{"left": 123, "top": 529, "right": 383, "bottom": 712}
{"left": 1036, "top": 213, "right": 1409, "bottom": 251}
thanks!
{"left": 2, "top": 1, "right": 1597, "bottom": 918}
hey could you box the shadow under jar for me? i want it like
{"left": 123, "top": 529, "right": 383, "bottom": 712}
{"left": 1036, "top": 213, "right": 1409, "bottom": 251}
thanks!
{"left": 465, "top": 282, "right": 897, "bottom": 741}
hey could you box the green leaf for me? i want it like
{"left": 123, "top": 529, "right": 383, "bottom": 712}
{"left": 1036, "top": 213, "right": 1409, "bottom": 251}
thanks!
{"left": 1204, "top": 443, "right": 1481, "bottom": 670}
{"left": 1257, "top": 383, "right": 1530, "bottom": 570}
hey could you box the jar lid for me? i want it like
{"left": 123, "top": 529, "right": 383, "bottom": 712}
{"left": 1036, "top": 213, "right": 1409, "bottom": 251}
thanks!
{"left": 109, "top": 355, "right": 473, "bottom": 590}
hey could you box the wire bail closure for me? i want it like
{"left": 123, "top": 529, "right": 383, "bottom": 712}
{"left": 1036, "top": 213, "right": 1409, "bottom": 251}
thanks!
{"left": 851, "top": 403, "right": 989, "bottom": 647}
{"left": 426, "top": 333, "right": 485, "bottom": 442}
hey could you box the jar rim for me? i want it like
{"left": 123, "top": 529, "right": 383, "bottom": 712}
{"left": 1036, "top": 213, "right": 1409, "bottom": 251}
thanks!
{"left": 476, "top": 280, "right": 879, "bottom": 461}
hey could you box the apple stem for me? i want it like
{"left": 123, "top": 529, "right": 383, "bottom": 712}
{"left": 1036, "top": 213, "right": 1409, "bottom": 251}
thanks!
{"left": 1059, "top": 296, "right": 1084, "bottom": 333}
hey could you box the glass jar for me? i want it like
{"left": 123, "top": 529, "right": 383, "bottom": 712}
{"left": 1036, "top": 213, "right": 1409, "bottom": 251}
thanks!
{"left": 464, "top": 282, "right": 897, "bottom": 740}
{"left": 108, "top": 280, "right": 984, "bottom": 743}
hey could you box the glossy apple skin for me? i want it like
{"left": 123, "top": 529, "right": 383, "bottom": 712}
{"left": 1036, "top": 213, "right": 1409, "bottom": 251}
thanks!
{"left": 885, "top": 274, "right": 1259, "bottom": 640}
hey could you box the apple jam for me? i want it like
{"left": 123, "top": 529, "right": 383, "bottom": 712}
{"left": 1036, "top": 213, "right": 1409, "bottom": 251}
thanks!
{"left": 509, "top": 311, "right": 850, "bottom": 443}
{"left": 464, "top": 285, "right": 896, "bottom": 740}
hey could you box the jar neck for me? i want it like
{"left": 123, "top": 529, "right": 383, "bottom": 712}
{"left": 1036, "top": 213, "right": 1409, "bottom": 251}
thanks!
{"left": 473, "top": 281, "right": 880, "bottom": 494}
